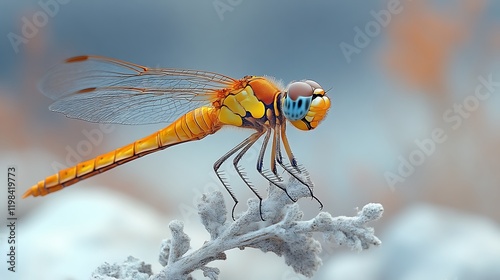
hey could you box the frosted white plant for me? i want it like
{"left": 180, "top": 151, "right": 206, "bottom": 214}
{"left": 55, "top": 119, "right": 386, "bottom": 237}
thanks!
{"left": 91, "top": 178, "right": 383, "bottom": 280}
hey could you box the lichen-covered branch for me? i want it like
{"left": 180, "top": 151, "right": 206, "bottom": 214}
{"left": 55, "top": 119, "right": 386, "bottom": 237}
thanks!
{"left": 92, "top": 178, "right": 383, "bottom": 280}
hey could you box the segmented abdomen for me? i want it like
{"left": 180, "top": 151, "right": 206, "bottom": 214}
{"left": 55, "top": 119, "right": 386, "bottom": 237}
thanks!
{"left": 23, "top": 106, "right": 220, "bottom": 198}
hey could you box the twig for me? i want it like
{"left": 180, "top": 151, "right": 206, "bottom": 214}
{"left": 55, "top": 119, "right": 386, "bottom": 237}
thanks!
{"left": 91, "top": 178, "right": 383, "bottom": 280}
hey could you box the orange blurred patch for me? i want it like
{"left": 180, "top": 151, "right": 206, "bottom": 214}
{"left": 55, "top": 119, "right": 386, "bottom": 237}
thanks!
{"left": 382, "top": 0, "right": 485, "bottom": 95}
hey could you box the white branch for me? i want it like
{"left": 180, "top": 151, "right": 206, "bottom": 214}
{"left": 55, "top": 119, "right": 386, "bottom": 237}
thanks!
{"left": 91, "top": 178, "right": 384, "bottom": 280}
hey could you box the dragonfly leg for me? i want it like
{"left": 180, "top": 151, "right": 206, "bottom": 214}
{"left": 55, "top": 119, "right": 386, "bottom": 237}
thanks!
{"left": 278, "top": 123, "right": 324, "bottom": 210}
{"left": 256, "top": 128, "right": 297, "bottom": 203}
{"left": 213, "top": 132, "right": 259, "bottom": 220}
{"left": 232, "top": 130, "right": 266, "bottom": 220}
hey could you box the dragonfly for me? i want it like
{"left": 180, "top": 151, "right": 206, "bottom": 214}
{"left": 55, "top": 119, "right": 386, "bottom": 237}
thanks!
{"left": 22, "top": 55, "right": 331, "bottom": 219}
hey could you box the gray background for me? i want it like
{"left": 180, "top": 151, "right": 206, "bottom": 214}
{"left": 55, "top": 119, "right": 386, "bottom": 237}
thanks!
{"left": 1, "top": 1, "right": 500, "bottom": 279}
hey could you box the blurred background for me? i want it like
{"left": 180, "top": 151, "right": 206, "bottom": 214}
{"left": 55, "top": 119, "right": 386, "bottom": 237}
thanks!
{"left": 1, "top": 0, "right": 500, "bottom": 279}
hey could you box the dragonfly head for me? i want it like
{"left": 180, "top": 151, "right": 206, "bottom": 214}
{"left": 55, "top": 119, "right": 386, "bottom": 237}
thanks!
{"left": 282, "top": 80, "right": 331, "bottom": 131}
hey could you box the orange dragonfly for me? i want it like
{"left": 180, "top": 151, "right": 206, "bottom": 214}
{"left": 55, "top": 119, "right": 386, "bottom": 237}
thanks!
{"left": 22, "top": 55, "right": 331, "bottom": 219}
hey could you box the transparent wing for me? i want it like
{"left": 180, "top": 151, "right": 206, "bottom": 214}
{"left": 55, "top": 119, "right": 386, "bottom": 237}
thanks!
{"left": 39, "top": 55, "right": 236, "bottom": 125}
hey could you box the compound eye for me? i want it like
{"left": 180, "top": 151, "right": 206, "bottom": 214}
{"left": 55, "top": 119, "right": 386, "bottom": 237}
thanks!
{"left": 283, "top": 81, "right": 314, "bottom": 121}
{"left": 287, "top": 81, "right": 314, "bottom": 101}
{"left": 304, "top": 80, "right": 322, "bottom": 90}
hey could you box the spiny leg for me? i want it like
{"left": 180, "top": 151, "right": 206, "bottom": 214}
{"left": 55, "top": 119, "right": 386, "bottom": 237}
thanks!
{"left": 277, "top": 123, "right": 323, "bottom": 210}
{"left": 214, "top": 133, "right": 258, "bottom": 220}
{"left": 270, "top": 125, "right": 282, "bottom": 176}
{"left": 232, "top": 130, "right": 266, "bottom": 220}
{"left": 274, "top": 123, "right": 310, "bottom": 189}
{"left": 256, "top": 127, "right": 297, "bottom": 202}
{"left": 274, "top": 123, "right": 283, "bottom": 165}
{"left": 276, "top": 122, "right": 308, "bottom": 180}
{"left": 274, "top": 123, "right": 313, "bottom": 192}
{"left": 278, "top": 125, "right": 315, "bottom": 192}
